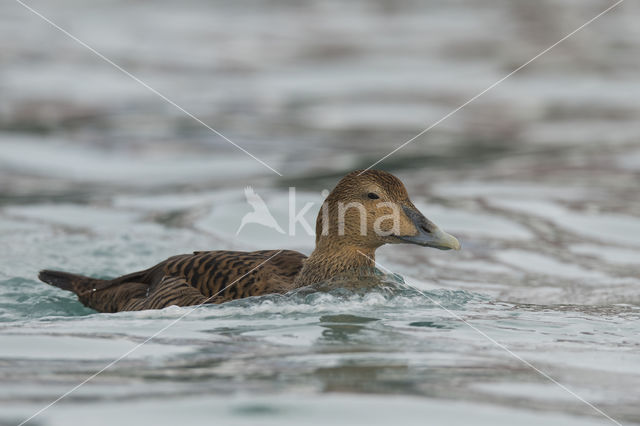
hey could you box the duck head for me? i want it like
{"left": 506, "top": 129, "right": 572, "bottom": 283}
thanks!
{"left": 296, "top": 170, "right": 459, "bottom": 287}
{"left": 315, "top": 169, "right": 460, "bottom": 251}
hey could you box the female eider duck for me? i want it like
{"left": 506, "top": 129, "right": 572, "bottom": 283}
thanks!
{"left": 39, "top": 170, "right": 460, "bottom": 312}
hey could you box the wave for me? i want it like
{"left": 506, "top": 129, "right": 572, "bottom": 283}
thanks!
{"left": 0, "top": 272, "right": 487, "bottom": 324}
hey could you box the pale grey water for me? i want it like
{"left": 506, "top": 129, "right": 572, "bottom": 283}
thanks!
{"left": 1, "top": 0, "right": 640, "bottom": 425}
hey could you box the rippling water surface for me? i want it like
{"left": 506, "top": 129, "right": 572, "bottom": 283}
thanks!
{"left": 1, "top": 0, "right": 640, "bottom": 425}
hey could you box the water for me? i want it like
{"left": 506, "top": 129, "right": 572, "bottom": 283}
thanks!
{"left": 1, "top": 0, "right": 640, "bottom": 425}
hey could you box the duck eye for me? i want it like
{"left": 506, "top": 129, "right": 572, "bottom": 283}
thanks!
{"left": 367, "top": 192, "right": 380, "bottom": 200}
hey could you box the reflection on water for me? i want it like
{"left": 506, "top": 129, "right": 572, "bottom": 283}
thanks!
{"left": 1, "top": 0, "right": 640, "bottom": 425}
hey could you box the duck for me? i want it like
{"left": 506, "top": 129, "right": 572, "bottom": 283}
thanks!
{"left": 39, "top": 170, "right": 460, "bottom": 312}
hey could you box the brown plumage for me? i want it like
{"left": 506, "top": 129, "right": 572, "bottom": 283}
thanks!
{"left": 39, "top": 170, "right": 460, "bottom": 312}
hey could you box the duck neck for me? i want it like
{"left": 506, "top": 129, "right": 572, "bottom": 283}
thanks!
{"left": 294, "top": 240, "right": 377, "bottom": 287}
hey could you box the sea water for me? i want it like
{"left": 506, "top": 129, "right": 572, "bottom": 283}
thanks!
{"left": 1, "top": 0, "right": 640, "bottom": 425}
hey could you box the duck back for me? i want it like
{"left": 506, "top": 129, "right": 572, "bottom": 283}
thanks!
{"left": 39, "top": 250, "right": 306, "bottom": 312}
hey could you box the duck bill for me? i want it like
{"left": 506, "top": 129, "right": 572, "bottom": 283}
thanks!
{"left": 398, "top": 205, "right": 461, "bottom": 251}
{"left": 406, "top": 226, "right": 461, "bottom": 250}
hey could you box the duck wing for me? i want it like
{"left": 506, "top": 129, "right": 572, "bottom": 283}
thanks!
{"left": 39, "top": 249, "right": 306, "bottom": 312}
{"left": 162, "top": 250, "right": 306, "bottom": 299}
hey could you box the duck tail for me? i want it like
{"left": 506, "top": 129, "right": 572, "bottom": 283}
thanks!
{"left": 38, "top": 270, "right": 98, "bottom": 294}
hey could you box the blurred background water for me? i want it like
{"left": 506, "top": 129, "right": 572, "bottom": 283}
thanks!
{"left": 1, "top": 0, "right": 639, "bottom": 425}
